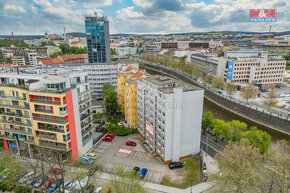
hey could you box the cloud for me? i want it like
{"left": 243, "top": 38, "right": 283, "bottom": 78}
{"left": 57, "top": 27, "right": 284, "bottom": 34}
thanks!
{"left": 3, "top": 4, "right": 26, "bottom": 13}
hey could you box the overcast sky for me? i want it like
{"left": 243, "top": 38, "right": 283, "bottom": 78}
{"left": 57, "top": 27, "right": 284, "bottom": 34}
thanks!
{"left": 0, "top": 0, "right": 289, "bottom": 35}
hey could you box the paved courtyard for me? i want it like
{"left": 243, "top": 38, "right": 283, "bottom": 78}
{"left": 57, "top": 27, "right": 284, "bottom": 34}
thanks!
{"left": 90, "top": 134, "right": 166, "bottom": 184}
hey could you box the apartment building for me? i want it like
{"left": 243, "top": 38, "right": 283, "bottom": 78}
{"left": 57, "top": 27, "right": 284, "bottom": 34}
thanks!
{"left": 224, "top": 57, "right": 286, "bottom": 87}
{"left": 11, "top": 56, "right": 26, "bottom": 66}
{"left": 137, "top": 75, "right": 204, "bottom": 163}
{"left": 0, "top": 67, "right": 95, "bottom": 163}
{"left": 82, "top": 63, "right": 118, "bottom": 97}
{"left": 118, "top": 65, "right": 146, "bottom": 128}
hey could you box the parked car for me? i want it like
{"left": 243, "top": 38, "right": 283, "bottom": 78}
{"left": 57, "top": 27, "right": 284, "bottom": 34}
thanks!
{"left": 85, "top": 153, "right": 98, "bottom": 160}
{"left": 126, "top": 141, "right": 136, "bottom": 146}
{"left": 106, "top": 134, "right": 115, "bottom": 139}
{"left": 34, "top": 177, "right": 47, "bottom": 188}
{"left": 94, "top": 187, "right": 102, "bottom": 193}
{"left": 41, "top": 178, "right": 55, "bottom": 190}
{"left": 103, "top": 136, "right": 112, "bottom": 142}
{"left": 133, "top": 167, "right": 140, "bottom": 174}
{"left": 26, "top": 173, "right": 41, "bottom": 185}
{"left": 169, "top": 162, "right": 184, "bottom": 170}
{"left": 139, "top": 168, "right": 148, "bottom": 179}
{"left": 280, "top": 105, "right": 286, "bottom": 108}
{"left": 48, "top": 179, "right": 63, "bottom": 192}
{"left": 19, "top": 172, "right": 34, "bottom": 184}
{"left": 80, "top": 156, "right": 94, "bottom": 164}
{"left": 49, "top": 168, "right": 62, "bottom": 175}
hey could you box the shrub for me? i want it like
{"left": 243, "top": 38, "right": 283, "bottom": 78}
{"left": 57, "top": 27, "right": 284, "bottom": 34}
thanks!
{"left": 0, "top": 182, "right": 15, "bottom": 191}
{"left": 14, "top": 186, "right": 31, "bottom": 193}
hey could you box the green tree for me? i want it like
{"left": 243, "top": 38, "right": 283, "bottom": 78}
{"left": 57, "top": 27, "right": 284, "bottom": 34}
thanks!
{"left": 264, "top": 89, "right": 278, "bottom": 110}
{"left": 202, "top": 111, "right": 213, "bottom": 134}
{"left": 204, "top": 75, "right": 214, "bottom": 85}
{"left": 40, "top": 41, "right": 56, "bottom": 47}
{"left": 212, "top": 77, "right": 225, "bottom": 89}
{"left": 225, "top": 83, "right": 236, "bottom": 95}
{"left": 109, "top": 166, "right": 147, "bottom": 193}
{"left": 211, "top": 119, "right": 231, "bottom": 142}
{"left": 0, "top": 151, "right": 23, "bottom": 183}
{"left": 111, "top": 48, "right": 117, "bottom": 55}
{"left": 229, "top": 120, "right": 247, "bottom": 142}
{"left": 103, "top": 83, "right": 119, "bottom": 115}
{"left": 240, "top": 84, "right": 256, "bottom": 103}
{"left": 240, "top": 126, "right": 271, "bottom": 154}
{"left": 212, "top": 139, "right": 264, "bottom": 193}
{"left": 191, "top": 65, "right": 201, "bottom": 78}
{"left": 4, "top": 57, "right": 12, "bottom": 64}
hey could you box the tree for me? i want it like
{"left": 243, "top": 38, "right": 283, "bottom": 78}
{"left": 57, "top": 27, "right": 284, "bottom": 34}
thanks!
{"left": 264, "top": 89, "right": 278, "bottom": 110}
{"left": 191, "top": 65, "right": 201, "bottom": 78}
{"left": 111, "top": 48, "right": 117, "bottom": 55}
{"left": 103, "top": 83, "right": 119, "bottom": 115}
{"left": 202, "top": 111, "right": 213, "bottom": 134}
{"left": 229, "top": 120, "right": 247, "bottom": 142}
{"left": 240, "top": 126, "right": 271, "bottom": 154}
{"left": 0, "top": 151, "right": 23, "bottom": 183}
{"left": 266, "top": 140, "right": 290, "bottom": 193}
{"left": 225, "top": 83, "right": 236, "bottom": 95}
{"left": 211, "top": 119, "right": 231, "bottom": 142}
{"left": 204, "top": 75, "right": 214, "bottom": 85}
{"left": 212, "top": 77, "right": 225, "bottom": 89}
{"left": 4, "top": 57, "right": 12, "bottom": 64}
{"left": 212, "top": 139, "right": 264, "bottom": 193}
{"left": 240, "top": 84, "right": 256, "bottom": 103}
{"left": 40, "top": 41, "right": 56, "bottom": 47}
{"left": 109, "top": 166, "right": 147, "bottom": 193}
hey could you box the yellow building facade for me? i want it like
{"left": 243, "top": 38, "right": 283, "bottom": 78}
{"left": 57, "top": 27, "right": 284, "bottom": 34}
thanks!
{"left": 117, "top": 66, "right": 146, "bottom": 128}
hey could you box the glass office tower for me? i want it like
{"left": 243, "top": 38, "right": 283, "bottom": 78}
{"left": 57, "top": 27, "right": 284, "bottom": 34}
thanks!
{"left": 85, "top": 14, "right": 111, "bottom": 63}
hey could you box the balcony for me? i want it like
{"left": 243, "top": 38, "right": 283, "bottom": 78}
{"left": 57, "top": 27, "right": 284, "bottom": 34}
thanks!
{"left": 30, "top": 99, "right": 61, "bottom": 105}
{"left": 82, "top": 132, "right": 95, "bottom": 146}
{"left": 0, "top": 135, "right": 15, "bottom": 141}
{"left": 81, "top": 126, "right": 94, "bottom": 136}
{"left": 79, "top": 97, "right": 91, "bottom": 105}
{"left": 1, "top": 112, "right": 30, "bottom": 119}
{"left": 35, "top": 108, "right": 54, "bottom": 114}
{"left": 0, "top": 127, "right": 33, "bottom": 136}
{"left": 34, "top": 117, "right": 68, "bottom": 124}
{"left": 39, "top": 142, "right": 70, "bottom": 151}
{"left": 0, "top": 103, "right": 29, "bottom": 110}
{"left": 0, "top": 95, "right": 27, "bottom": 102}
{"left": 37, "top": 126, "right": 65, "bottom": 133}
{"left": 78, "top": 90, "right": 91, "bottom": 97}
{"left": 80, "top": 105, "right": 91, "bottom": 113}
{"left": 0, "top": 119, "right": 32, "bottom": 128}
{"left": 81, "top": 119, "right": 93, "bottom": 129}
{"left": 80, "top": 112, "right": 93, "bottom": 121}
{"left": 37, "top": 134, "right": 58, "bottom": 141}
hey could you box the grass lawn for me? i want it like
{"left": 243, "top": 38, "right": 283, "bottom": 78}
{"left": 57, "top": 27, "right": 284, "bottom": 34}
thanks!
{"left": 105, "top": 114, "right": 137, "bottom": 136}
{"left": 160, "top": 157, "right": 202, "bottom": 189}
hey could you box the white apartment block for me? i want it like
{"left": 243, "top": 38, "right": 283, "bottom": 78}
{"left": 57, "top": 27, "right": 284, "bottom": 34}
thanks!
{"left": 82, "top": 63, "right": 118, "bottom": 97}
{"left": 224, "top": 57, "right": 286, "bottom": 87}
{"left": 12, "top": 56, "right": 25, "bottom": 66}
{"left": 137, "top": 75, "right": 204, "bottom": 163}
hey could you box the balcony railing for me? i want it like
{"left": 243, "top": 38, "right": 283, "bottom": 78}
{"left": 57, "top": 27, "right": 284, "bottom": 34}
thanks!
{"left": 0, "top": 135, "right": 15, "bottom": 141}
{"left": 0, "top": 119, "right": 32, "bottom": 127}
{"left": 39, "top": 142, "right": 70, "bottom": 151}
{"left": 1, "top": 112, "right": 30, "bottom": 119}
{"left": 0, "top": 103, "right": 29, "bottom": 110}
{"left": 81, "top": 119, "right": 93, "bottom": 129}
{"left": 80, "top": 105, "right": 91, "bottom": 113}
{"left": 82, "top": 132, "right": 95, "bottom": 146}
{"left": 0, "top": 95, "right": 27, "bottom": 101}
{"left": 37, "top": 126, "right": 65, "bottom": 133}
{"left": 81, "top": 126, "right": 94, "bottom": 136}
{"left": 80, "top": 112, "right": 93, "bottom": 121}
{"left": 0, "top": 127, "right": 33, "bottom": 136}
{"left": 79, "top": 97, "right": 91, "bottom": 105}
{"left": 30, "top": 99, "right": 61, "bottom": 105}
{"left": 34, "top": 117, "right": 68, "bottom": 124}
{"left": 37, "top": 135, "right": 57, "bottom": 141}
{"left": 35, "top": 108, "right": 54, "bottom": 114}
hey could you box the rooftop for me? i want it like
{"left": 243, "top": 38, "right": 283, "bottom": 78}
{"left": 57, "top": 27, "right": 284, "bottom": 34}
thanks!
{"left": 58, "top": 54, "right": 88, "bottom": 61}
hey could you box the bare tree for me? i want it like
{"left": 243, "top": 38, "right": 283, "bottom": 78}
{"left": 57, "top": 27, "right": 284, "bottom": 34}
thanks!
{"left": 240, "top": 84, "right": 256, "bottom": 103}
{"left": 225, "top": 83, "right": 236, "bottom": 95}
{"left": 264, "top": 89, "right": 278, "bottom": 110}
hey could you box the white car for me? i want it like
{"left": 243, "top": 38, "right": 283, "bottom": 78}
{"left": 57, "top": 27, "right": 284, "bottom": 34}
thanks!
{"left": 94, "top": 187, "right": 102, "bottom": 193}
{"left": 85, "top": 153, "right": 98, "bottom": 160}
{"left": 19, "top": 172, "right": 34, "bottom": 184}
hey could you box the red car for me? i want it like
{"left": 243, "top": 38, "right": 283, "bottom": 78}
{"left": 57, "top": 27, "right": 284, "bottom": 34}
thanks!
{"left": 49, "top": 168, "right": 62, "bottom": 175}
{"left": 106, "top": 134, "right": 115, "bottom": 139}
{"left": 40, "top": 178, "right": 55, "bottom": 190}
{"left": 103, "top": 136, "right": 112, "bottom": 142}
{"left": 126, "top": 141, "right": 136, "bottom": 146}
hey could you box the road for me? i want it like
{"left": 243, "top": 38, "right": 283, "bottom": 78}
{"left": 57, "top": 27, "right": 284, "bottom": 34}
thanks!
{"left": 200, "top": 134, "right": 226, "bottom": 157}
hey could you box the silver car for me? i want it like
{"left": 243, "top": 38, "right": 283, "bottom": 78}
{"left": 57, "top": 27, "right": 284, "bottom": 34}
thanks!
{"left": 26, "top": 173, "right": 41, "bottom": 185}
{"left": 19, "top": 172, "right": 34, "bottom": 184}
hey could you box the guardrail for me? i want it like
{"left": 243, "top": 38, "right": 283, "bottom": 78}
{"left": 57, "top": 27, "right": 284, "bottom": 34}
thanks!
{"left": 139, "top": 59, "right": 290, "bottom": 135}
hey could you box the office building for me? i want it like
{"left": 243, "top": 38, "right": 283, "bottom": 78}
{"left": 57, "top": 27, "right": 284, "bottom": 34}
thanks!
{"left": 137, "top": 75, "right": 204, "bottom": 163}
{"left": 0, "top": 66, "right": 95, "bottom": 163}
{"left": 85, "top": 13, "right": 111, "bottom": 63}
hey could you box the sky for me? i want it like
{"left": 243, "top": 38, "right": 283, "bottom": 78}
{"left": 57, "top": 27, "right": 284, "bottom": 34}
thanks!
{"left": 0, "top": 0, "right": 289, "bottom": 35}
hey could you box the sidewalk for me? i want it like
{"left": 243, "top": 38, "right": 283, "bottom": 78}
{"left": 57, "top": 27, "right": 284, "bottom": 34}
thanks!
{"left": 202, "top": 151, "right": 218, "bottom": 175}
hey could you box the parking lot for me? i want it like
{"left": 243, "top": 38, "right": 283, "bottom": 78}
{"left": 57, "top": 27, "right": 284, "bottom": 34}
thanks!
{"left": 90, "top": 134, "right": 165, "bottom": 184}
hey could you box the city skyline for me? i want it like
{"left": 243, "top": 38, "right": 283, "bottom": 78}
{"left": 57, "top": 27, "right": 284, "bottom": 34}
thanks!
{"left": 0, "top": 0, "right": 289, "bottom": 35}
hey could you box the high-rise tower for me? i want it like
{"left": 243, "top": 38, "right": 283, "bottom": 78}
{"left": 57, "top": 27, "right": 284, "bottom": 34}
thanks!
{"left": 85, "top": 13, "right": 111, "bottom": 63}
